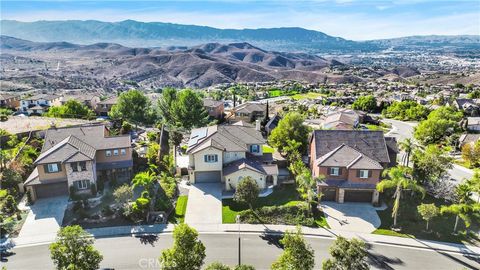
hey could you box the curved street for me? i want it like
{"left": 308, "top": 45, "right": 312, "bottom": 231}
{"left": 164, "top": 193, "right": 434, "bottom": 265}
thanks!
{"left": 3, "top": 232, "right": 480, "bottom": 270}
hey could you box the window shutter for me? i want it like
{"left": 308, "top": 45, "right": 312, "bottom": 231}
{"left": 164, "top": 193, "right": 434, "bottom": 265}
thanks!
{"left": 57, "top": 163, "right": 62, "bottom": 171}
{"left": 338, "top": 168, "right": 342, "bottom": 175}
{"left": 43, "top": 164, "right": 49, "bottom": 173}
{"left": 368, "top": 170, "right": 372, "bottom": 178}
{"left": 328, "top": 167, "right": 332, "bottom": 175}
{"left": 215, "top": 155, "right": 218, "bottom": 162}
{"left": 204, "top": 155, "right": 208, "bottom": 162}
{"left": 356, "top": 170, "right": 360, "bottom": 177}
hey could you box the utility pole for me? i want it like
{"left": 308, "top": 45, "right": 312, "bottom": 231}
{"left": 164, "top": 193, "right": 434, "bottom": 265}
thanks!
{"left": 236, "top": 215, "right": 241, "bottom": 266}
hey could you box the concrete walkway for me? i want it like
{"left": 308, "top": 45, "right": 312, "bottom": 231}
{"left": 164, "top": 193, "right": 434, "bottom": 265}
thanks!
{"left": 321, "top": 202, "right": 382, "bottom": 233}
{"left": 184, "top": 183, "right": 222, "bottom": 230}
{"left": 15, "top": 196, "right": 68, "bottom": 246}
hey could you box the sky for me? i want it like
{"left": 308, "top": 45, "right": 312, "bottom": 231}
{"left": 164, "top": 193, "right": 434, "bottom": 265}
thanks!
{"left": 1, "top": 0, "right": 479, "bottom": 40}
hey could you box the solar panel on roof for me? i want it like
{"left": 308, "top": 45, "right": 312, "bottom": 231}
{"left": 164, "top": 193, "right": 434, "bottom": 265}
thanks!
{"left": 188, "top": 127, "right": 208, "bottom": 147}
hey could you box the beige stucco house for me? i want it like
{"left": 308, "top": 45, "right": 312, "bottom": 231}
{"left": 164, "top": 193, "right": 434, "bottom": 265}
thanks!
{"left": 187, "top": 124, "right": 278, "bottom": 191}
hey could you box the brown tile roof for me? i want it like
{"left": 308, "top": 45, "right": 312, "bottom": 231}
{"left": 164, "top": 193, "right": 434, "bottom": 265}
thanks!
{"left": 223, "top": 157, "right": 278, "bottom": 176}
{"left": 203, "top": 98, "right": 223, "bottom": 108}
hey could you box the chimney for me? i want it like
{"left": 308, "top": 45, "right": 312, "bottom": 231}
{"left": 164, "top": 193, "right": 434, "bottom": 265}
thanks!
{"left": 255, "top": 119, "right": 261, "bottom": 131}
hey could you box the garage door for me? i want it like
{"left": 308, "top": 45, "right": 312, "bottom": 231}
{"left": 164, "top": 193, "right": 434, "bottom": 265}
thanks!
{"left": 321, "top": 188, "right": 337, "bottom": 201}
{"left": 195, "top": 171, "right": 222, "bottom": 183}
{"left": 34, "top": 182, "right": 69, "bottom": 199}
{"left": 344, "top": 190, "right": 373, "bottom": 202}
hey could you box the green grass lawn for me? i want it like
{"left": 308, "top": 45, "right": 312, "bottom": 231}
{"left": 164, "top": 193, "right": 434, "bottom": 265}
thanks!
{"left": 454, "top": 159, "right": 473, "bottom": 169}
{"left": 291, "top": 92, "right": 324, "bottom": 100}
{"left": 170, "top": 195, "right": 188, "bottom": 224}
{"left": 268, "top": 90, "right": 283, "bottom": 97}
{"left": 222, "top": 185, "right": 328, "bottom": 227}
{"left": 374, "top": 193, "right": 480, "bottom": 244}
{"left": 262, "top": 145, "right": 274, "bottom": 154}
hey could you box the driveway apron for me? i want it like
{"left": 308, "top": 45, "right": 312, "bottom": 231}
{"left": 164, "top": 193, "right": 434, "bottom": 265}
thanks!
{"left": 184, "top": 183, "right": 222, "bottom": 230}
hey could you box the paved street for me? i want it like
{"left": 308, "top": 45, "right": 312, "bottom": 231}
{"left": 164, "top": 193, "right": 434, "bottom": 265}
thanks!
{"left": 4, "top": 233, "right": 480, "bottom": 270}
{"left": 184, "top": 183, "right": 223, "bottom": 229}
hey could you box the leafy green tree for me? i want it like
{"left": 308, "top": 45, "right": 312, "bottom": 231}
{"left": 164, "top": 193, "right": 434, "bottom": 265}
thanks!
{"left": 351, "top": 95, "right": 377, "bottom": 112}
{"left": 271, "top": 227, "right": 315, "bottom": 270}
{"left": 322, "top": 236, "right": 368, "bottom": 270}
{"left": 382, "top": 101, "right": 429, "bottom": 121}
{"left": 417, "top": 203, "right": 438, "bottom": 231}
{"left": 296, "top": 168, "right": 322, "bottom": 214}
{"left": 440, "top": 183, "right": 476, "bottom": 233}
{"left": 131, "top": 171, "right": 156, "bottom": 194}
{"left": 269, "top": 112, "right": 310, "bottom": 154}
{"left": 235, "top": 265, "right": 255, "bottom": 270}
{"left": 414, "top": 106, "right": 463, "bottom": 145}
{"left": 174, "top": 89, "right": 209, "bottom": 129}
{"left": 205, "top": 262, "right": 231, "bottom": 270}
{"left": 461, "top": 141, "right": 480, "bottom": 168}
{"left": 412, "top": 144, "right": 453, "bottom": 183}
{"left": 109, "top": 90, "right": 153, "bottom": 126}
{"left": 160, "top": 224, "right": 206, "bottom": 270}
{"left": 2, "top": 194, "right": 18, "bottom": 215}
{"left": 158, "top": 87, "right": 178, "bottom": 126}
{"left": 45, "top": 100, "right": 95, "bottom": 119}
{"left": 234, "top": 176, "right": 260, "bottom": 209}
{"left": 0, "top": 108, "right": 12, "bottom": 121}
{"left": 467, "top": 170, "right": 480, "bottom": 203}
{"left": 49, "top": 225, "right": 103, "bottom": 270}
{"left": 377, "top": 166, "right": 426, "bottom": 227}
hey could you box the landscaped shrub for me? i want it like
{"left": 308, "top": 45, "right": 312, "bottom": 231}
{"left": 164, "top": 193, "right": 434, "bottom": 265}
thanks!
{"left": 72, "top": 201, "right": 83, "bottom": 213}
{"left": 2, "top": 195, "right": 18, "bottom": 215}
{"left": 159, "top": 173, "right": 177, "bottom": 200}
{"left": 96, "top": 178, "right": 105, "bottom": 193}
{"left": 82, "top": 199, "right": 90, "bottom": 210}
{"left": 102, "top": 205, "right": 114, "bottom": 216}
{"left": 155, "top": 195, "right": 173, "bottom": 211}
{"left": 90, "top": 183, "right": 97, "bottom": 196}
{"left": 69, "top": 186, "right": 79, "bottom": 200}
{"left": 26, "top": 190, "right": 33, "bottom": 205}
{"left": 239, "top": 204, "right": 315, "bottom": 227}
{"left": 77, "top": 208, "right": 89, "bottom": 220}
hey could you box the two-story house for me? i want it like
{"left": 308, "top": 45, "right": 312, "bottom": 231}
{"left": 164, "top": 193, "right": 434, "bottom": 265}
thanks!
{"left": 20, "top": 94, "right": 61, "bottom": 115}
{"left": 95, "top": 96, "right": 118, "bottom": 116}
{"left": 231, "top": 102, "right": 266, "bottom": 123}
{"left": 55, "top": 94, "right": 101, "bottom": 110}
{"left": 203, "top": 98, "right": 225, "bottom": 119}
{"left": 24, "top": 124, "right": 133, "bottom": 201}
{"left": 187, "top": 124, "right": 278, "bottom": 191}
{"left": 0, "top": 93, "right": 20, "bottom": 110}
{"left": 310, "top": 130, "right": 397, "bottom": 205}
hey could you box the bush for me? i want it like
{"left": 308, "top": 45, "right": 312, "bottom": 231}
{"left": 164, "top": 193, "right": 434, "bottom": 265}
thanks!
{"left": 102, "top": 205, "right": 114, "bottom": 216}
{"left": 90, "top": 183, "right": 97, "bottom": 196}
{"left": 2, "top": 195, "right": 18, "bottom": 215}
{"left": 155, "top": 195, "right": 173, "bottom": 211}
{"left": 96, "top": 178, "right": 105, "bottom": 193}
{"left": 77, "top": 208, "right": 89, "bottom": 220}
{"left": 239, "top": 204, "right": 315, "bottom": 227}
{"left": 159, "top": 174, "right": 177, "bottom": 200}
{"left": 82, "top": 199, "right": 90, "bottom": 210}
{"left": 113, "top": 184, "right": 133, "bottom": 205}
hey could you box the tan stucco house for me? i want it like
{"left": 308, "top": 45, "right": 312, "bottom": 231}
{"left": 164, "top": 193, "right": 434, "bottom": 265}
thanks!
{"left": 187, "top": 124, "right": 278, "bottom": 191}
{"left": 24, "top": 124, "right": 133, "bottom": 201}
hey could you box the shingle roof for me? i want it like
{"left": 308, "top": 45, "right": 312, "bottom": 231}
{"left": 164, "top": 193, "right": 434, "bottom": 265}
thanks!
{"left": 42, "top": 124, "right": 130, "bottom": 152}
{"left": 35, "top": 135, "right": 96, "bottom": 164}
{"left": 25, "top": 94, "right": 60, "bottom": 101}
{"left": 203, "top": 98, "right": 223, "bottom": 108}
{"left": 234, "top": 102, "right": 266, "bottom": 114}
{"left": 0, "top": 93, "right": 18, "bottom": 100}
{"left": 187, "top": 124, "right": 264, "bottom": 154}
{"left": 311, "top": 130, "right": 390, "bottom": 164}
{"left": 223, "top": 158, "right": 278, "bottom": 176}
{"left": 315, "top": 144, "right": 383, "bottom": 170}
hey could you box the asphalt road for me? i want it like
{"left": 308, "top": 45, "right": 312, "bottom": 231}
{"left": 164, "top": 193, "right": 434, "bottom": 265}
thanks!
{"left": 3, "top": 233, "right": 480, "bottom": 270}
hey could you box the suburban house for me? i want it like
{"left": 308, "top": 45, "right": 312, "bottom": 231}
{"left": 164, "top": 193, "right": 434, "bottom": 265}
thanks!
{"left": 452, "top": 98, "right": 480, "bottom": 116}
{"left": 265, "top": 113, "right": 281, "bottom": 135}
{"left": 95, "top": 96, "right": 118, "bottom": 116}
{"left": 231, "top": 102, "right": 266, "bottom": 123}
{"left": 24, "top": 124, "right": 133, "bottom": 201}
{"left": 458, "top": 133, "right": 480, "bottom": 149}
{"left": 20, "top": 94, "right": 61, "bottom": 115}
{"left": 0, "top": 93, "right": 20, "bottom": 109}
{"left": 320, "top": 110, "right": 361, "bottom": 130}
{"left": 466, "top": 117, "right": 480, "bottom": 132}
{"left": 186, "top": 124, "right": 278, "bottom": 191}
{"left": 309, "top": 130, "right": 397, "bottom": 205}
{"left": 55, "top": 94, "right": 101, "bottom": 110}
{"left": 203, "top": 98, "right": 225, "bottom": 119}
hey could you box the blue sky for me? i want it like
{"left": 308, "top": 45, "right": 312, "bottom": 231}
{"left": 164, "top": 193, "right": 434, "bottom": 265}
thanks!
{"left": 1, "top": 1, "right": 479, "bottom": 40}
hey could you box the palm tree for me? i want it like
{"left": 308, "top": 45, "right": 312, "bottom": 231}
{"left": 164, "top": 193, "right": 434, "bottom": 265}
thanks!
{"left": 440, "top": 183, "right": 475, "bottom": 233}
{"left": 398, "top": 138, "right": 415, "bottom": 166}
{"left": 131, "top": 171, "right": 156, "bottom": 194}
{"left": 296, "top": 169, "right": 324, "bottom": 214}
{"left": 377, "top": 166, "right": 426, "bottom": 227}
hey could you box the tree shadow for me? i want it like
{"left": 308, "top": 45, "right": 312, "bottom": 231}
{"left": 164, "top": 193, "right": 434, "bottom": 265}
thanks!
{"left": 365, "top": 242, "right": 404, "bottom": 270}
{"left": 258, "top": 229, "right": 284, "bottom": 249}
{"left": 136, "top": 234, "right": 159, "bottom": 246}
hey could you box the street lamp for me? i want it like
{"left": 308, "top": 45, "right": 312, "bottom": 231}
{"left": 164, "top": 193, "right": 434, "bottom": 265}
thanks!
{"left": 236, "top": 214, "right": 241, "bottom": 266}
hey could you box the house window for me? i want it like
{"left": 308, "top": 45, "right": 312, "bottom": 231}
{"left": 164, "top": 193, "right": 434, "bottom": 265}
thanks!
{"left": 329, "top": 167, "right": 340, "bottom": 176}
{"left": 70, "top": 162, "right": 78, "bottom": 172}
{"left": 106, "top": 150, "right": 112, "bottom": 157}
{"left": 121, "top": 149, "right": 126, "bottom": 155}
{"left": 204, "top": 154, "right": 218, "bottom": 163}
{"left": 113, "top": 149, "right": 119, "bottom": 156}
{"left": 79, "top": 161, "right": 87, "bottom": 171}
{"left": 76, "top": 180, "right": 90, "bottom": 190}
{"left": 47, "top": 163, "right": 60, "bottom": 173}
{"left": 250, "top": 145, "right": 260, "bottom": 153}
{"left": 359, "top": 170, "right": 370, "bottom": 179}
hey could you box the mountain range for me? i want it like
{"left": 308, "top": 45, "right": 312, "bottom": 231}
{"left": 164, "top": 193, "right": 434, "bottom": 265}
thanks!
{"left": 1, "top": 35, "right": 418, "bottom": 90}
{"left": 2, "top": 20, "right": 479, "bottom": 53}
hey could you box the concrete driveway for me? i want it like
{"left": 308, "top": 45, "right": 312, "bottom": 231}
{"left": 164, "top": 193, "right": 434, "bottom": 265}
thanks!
{"left": 184, "top": 183, "right": 222, "bottom": 231}
{"left": 15, "top": 196, "right": 68, "bottom": 246}
{"left": 321, "top": 202, "right": 381, "bottom": 233}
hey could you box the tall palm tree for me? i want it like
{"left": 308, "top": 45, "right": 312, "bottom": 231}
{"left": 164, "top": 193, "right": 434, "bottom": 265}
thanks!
{"left": 398, "top": 138, "right": 415, "bottom": 166}
{"left": 296, "top": 169, "right": 323, "bottom": 215}
{"left": 131, "top": 171, "right": 156, "bottom": 194}
{"left": 377, "top": 166, "right": 426, "bottom": 227}
{"left": 440, "top": 183, "right": 475, "bottom": 233}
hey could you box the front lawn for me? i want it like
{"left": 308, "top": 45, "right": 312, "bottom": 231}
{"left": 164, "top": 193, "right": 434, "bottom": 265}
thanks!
{"left": 374, "top": 193, "right": 480, "bottom": 244}
{"left": 262, "top": 145, "right": 274, "bottom": 154}
{"left": 169, "top": 195, "right": 188, "bottom": 224}
{"left": 291, "top": 92, "right": 324, "bottom": 100}
{"left": 222, "top": 185, "right": 328, "bottom": 227}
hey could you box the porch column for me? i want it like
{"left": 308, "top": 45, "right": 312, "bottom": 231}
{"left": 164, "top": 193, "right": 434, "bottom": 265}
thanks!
{"left": 372, "top": 190, "right": 380, "bottom": 205}
{"left": 273, "top": 175, "right": 278, "bottom": 186}
{"left": 338, "top": 188, "right": 345, "bottom": 203}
